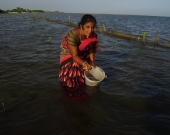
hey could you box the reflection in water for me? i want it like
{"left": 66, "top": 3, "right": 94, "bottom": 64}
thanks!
{"left": 61, "top": 86, "right": 108, "bottom": 135}
{"left": 84, "top": 85, "right": 99, "bottom": 96}
{"left": 60, "top": 84, "right": 100, "bottom": 100}
{"left": 61, "top": 85, "right": 88, "bottom": 100}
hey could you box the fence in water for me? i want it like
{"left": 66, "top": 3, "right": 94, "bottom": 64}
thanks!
{"left": 4, "top": 13, "right": 170, "bottom": 48}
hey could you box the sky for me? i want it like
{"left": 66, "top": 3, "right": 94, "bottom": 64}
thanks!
{"left": 1, "top": 0, "right": 170, "bottom": 17}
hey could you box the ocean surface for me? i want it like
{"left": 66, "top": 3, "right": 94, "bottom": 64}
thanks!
{"left": 0, "top": 13, "right": 170, "bottom": 135}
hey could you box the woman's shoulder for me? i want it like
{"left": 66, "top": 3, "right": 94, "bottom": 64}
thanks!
{"left": 67, "top": 28, "right": 80, "bottom": 45}
{"left": 68, "top": 28, "right": 79, "bottom": 37}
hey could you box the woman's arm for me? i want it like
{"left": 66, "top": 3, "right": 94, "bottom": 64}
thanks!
{"left": 68, "top": 45, "right": 84, "bottom": 65}
{"left": 68, "top": 45, "right": 92, "bottom": 71}
{"left": 89, "top": 46, "right": 97, "bottom": 67}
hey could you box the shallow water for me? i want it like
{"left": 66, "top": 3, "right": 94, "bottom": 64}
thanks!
{"left": 0, "top": 13, "right": 170, "bottom": 135}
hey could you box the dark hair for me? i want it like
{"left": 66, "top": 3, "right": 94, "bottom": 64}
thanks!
{"left": 78, "top": 14, "right": 97, "bottom": 28}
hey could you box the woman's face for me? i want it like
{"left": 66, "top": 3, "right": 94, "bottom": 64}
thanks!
{"left": 82, "top": 22, "right": 95, "bottom": 38}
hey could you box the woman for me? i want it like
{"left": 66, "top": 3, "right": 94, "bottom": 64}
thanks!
{"left": 59, "top": 14, "right": 98, "bottom": 95}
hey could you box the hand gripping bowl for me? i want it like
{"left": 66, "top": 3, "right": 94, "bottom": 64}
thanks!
{"left": 84, "top": 66, "right": 106, "bottom": 86}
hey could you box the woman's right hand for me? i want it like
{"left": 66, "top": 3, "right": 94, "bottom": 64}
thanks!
{"left": 82, "top": 62, "right": 92, "bottom": 71}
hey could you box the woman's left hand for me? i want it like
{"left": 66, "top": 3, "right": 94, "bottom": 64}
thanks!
{"left": 91, "top": 61, "right": 97, "bottom": 68}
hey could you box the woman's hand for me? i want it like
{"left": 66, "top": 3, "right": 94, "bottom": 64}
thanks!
{"left": 82, "top": 62, "right": 92, "bottom": 71}
{"left": 91, "top": 61, "right": 97, "bottom": 68}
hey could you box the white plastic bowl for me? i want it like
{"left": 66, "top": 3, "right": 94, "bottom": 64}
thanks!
{"left": 84, "top": 66, "right": 106, "bottom": 86}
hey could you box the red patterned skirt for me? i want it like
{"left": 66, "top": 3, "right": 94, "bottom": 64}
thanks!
{"left": 59, "top": 57, "right": 85, "bottom": 88}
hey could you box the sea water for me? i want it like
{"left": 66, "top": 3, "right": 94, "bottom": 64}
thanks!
{"left": 0, "top": 13, "right": 170, "bottom": 135}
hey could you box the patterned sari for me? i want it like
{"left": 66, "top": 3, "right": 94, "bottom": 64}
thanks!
{"left": 59, "top": 30, "right": 98, "bottom": 90}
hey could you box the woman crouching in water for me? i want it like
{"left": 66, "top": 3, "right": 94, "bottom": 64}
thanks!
{"left": 59, "top": 14, "right": 98, "bottom": 99}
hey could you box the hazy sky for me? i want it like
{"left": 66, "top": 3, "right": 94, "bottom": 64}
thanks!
{"left": 1, "top": 0, "right": 170, "bottom": 17}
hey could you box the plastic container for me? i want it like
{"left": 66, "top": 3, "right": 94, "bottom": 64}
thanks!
{"left": 84, "top": 66, "right": 106, "bottom": 86}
